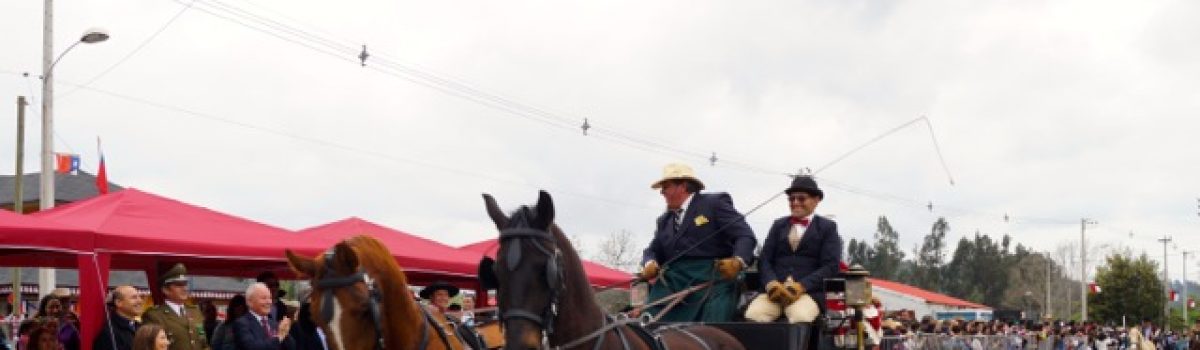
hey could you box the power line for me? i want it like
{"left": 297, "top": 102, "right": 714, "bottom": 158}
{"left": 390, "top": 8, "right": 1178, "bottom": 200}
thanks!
{"left": 47, "top": 78, "right": 652, "bottom": 210}
{"left": 56, "top": 0, "right": 196, "bottom": 100}
{"left": 27, "top": 0, "right": 1098, "bottom": 230}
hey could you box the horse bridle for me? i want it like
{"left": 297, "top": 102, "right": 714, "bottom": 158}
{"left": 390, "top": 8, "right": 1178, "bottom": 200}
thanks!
{"left": 313, "top": 248, "right": 454, "bottom": 350}
{"left": 313, "top": 249, "right": 388, "bottom": 350}
{"left": 498, "top": 223, "right": 566, "bottom": 339}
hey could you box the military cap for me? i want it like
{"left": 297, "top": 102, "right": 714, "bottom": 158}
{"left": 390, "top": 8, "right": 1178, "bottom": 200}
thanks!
{"left": 160, "top": 263, "right": 189, "bottom": 286}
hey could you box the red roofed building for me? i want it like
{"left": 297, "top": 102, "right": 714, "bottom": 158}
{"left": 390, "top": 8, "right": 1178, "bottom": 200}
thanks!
{"left": 869, "top": 278, "right": 994, "bottom": 320}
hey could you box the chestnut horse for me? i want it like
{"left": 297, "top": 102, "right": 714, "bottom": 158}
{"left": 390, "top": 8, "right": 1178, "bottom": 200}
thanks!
{"left": 480, "top": 191, "right": 745, "bottom": 350}
{"left": 286, "top": 236, "right": 464, "bottom": 350}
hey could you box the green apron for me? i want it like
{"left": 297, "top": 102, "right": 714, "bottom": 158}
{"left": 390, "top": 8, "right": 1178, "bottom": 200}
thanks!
{"left": 645, "top": 258, "right": 740, "bottom": 322}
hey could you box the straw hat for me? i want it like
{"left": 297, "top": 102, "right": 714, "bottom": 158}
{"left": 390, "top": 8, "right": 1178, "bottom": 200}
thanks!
{"left": 650, "top": 163, "right": 705, "bottom": 190}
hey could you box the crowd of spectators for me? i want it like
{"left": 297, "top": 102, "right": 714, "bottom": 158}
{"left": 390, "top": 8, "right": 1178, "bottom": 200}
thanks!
{"left": 877, "top": 316, "right": 1200, "bottom": 350}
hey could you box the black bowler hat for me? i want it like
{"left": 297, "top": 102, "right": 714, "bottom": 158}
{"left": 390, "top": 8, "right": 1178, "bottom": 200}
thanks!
{"left": 419, "top": 281, "right": 460, "bottom": 300}
{"left": 784, "top": 175, "right": 824, "bottom": 199}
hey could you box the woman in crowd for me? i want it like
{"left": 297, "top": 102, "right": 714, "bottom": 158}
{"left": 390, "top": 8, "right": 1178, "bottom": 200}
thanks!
{"left": 208, "top": 295, "right": 247, "bottom": 350}
{"left": 132, "top": 324, "right": 170, "bottom": 350}
{"left": 27, "top": 325, "right": 60, "bottom": 350}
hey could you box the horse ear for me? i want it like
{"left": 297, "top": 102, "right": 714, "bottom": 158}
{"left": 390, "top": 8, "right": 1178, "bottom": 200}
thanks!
{"left": 482, "top": 193, "right": 509, "bottom": 230}
{"left": 477, "top": 257, "right": 499, "bottom": 290}
{"left": 331, "top": 241, "right": 359, "bottom": 272}
{"left": 285, "top": 249, "right": 316, "bottom": 278}
{"left": 536, "top": 190, "right": 555, "bottom": 226}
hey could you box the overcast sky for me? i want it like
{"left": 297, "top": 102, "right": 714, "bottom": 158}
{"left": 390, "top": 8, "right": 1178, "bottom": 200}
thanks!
{"left": 2, "top": 0, "right": 1199, "bottom": 280}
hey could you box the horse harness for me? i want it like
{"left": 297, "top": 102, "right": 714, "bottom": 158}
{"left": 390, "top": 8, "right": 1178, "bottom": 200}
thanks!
{"left": 496, "top": 224, "right": 566, "bottom": 336}
{"left": 313, "top": 248, "right": 455, "bottom": 350}
{"left": 499, "top": 222, "right": 708, "bottom": 350}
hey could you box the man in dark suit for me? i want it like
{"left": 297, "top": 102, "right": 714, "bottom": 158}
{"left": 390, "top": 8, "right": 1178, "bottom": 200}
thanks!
{"left": 745, "top": 175, "right": 843, "bottom": 324}
{"left": 93, "top": 285, "right": 143, "bottom": 350}
{"left": 255, "top": 272, "right": 289, "bottom": 323}
{"left": 640, "top": 163, "right": 756, "bottom": 322}
{"left": 141, "top": 264, "right": 211, "bottom": 350}
{"left": 233, "top": 283, "right": 294, "bottom": 350}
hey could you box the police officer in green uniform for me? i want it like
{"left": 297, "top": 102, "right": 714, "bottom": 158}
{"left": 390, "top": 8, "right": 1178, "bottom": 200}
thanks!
{"left": 141, "top": 263, "right": 211, "bottom": 350}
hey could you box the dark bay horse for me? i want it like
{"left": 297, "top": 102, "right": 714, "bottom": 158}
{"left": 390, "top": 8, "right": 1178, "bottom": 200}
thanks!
{"left": 480, "top": 191, "right": 745, "bottom": 350}
{"left": 286, "top": 236, "right": 464, "bottom": 350}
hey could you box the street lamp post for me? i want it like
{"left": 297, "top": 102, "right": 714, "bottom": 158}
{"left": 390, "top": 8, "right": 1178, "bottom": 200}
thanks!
{"left": 39, "top": 0, "right": 108, "bottom": 298}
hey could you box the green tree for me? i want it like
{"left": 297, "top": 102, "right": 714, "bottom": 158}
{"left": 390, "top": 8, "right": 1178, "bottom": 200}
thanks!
{"left": 1089, "top": 252, "right": 1164, "bottom": 325}
{"left": 912, "top": 217, "right": 949, "bottom": 292}
{"left": 847, "top": 238, "right": 871, "bottom": 267}
{"left": 869, "top": 216, "right": 905, "bottom": 280}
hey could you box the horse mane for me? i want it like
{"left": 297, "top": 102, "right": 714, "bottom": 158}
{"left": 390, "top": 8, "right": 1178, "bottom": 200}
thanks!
{"left": 341, "top": 236, "right": 434, "bottom": 349}
{"left": 545, "top": 223, "right": 607, "bottom": 343}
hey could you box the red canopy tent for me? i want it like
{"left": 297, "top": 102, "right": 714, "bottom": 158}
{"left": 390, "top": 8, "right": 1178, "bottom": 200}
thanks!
{"left": 32, "top": 188, "right": 324, "bottom": 350}
{"left": 297, "top": 217, "right": 486, "bottom": 288}
{"left": 459, "top": 239, "right": 633, "bottom": 288}
{"left": 0, "top": 210, "right": 105, "bottom": 350}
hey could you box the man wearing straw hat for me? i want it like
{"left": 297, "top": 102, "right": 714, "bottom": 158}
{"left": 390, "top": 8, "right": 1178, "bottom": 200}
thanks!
{"left": 640, "top": 163, "right": 756, "bottom": 322}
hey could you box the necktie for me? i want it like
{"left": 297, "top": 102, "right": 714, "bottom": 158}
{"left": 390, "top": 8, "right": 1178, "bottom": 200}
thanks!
{"left": 672, "top": 209, "right": 684, "bottom": 230}
{"left": 261, "top": 317, "right": 274, "bottom": 338}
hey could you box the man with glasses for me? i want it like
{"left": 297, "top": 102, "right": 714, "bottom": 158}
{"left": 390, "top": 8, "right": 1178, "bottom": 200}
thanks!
{"left": 745, "top": 175, "right": 843, "bottom": 326}
{"left": 640, "top": 163, "right": 756, "bottom": 322}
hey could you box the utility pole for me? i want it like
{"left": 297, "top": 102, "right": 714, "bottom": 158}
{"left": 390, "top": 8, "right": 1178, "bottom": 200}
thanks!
{"left": 1184, "top": 250, "right": 1191, "bottom": 328}
{"left": 15, "top": 97, "right": 26, "bottom": 213}
{"left": 1160, "top": 236, "right": 1173, "bottom": 327}
{"left": 1046, "top": 252, "right": 1052, "bottom": 319}
{"left": 39, "top": 0, "right": 56, "bottom": 300}
{"left": 1081, "top": 218, "right": 1096, "bottom": 321}
{"left": 12, "top": 96, "right": 27, "bottom": 320}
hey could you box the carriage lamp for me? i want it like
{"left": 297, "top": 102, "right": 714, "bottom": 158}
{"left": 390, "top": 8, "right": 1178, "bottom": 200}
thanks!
{"left": 842, "top": 264, "right": 872, "bottom": 308}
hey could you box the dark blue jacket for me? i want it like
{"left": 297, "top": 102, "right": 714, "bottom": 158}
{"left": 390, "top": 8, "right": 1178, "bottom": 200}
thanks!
{"left": 92, "top": 312, "right": 137, "bottom": 350}
{"left": 232, "top": 313, "right": 295, "bottom": 350}
{"left": 758, "top": 215, "right": 843, "bottom": 298}
{"left": 642, "top": 192, "right": 757, "bottom": 265}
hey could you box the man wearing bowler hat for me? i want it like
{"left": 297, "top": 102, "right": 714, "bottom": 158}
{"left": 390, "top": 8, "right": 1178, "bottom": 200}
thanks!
{"left": 141, "top": 263, "right": 211, "bottom": 350}
{"left": 640, "top": 163, "right": 756, "bottom": 322}
{"left": 745, "top": 175, "right": 843, "bottom": 327}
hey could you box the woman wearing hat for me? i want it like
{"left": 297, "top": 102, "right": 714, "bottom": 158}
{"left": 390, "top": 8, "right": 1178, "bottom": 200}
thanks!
{"left": 419, "top": 281, "right": 460, "bottom": 314}
{"left": 640, "top": 163, "right": 756, "bottom": 322}
{"left": 745, "top": 175, "right": 843, "bottom": 327}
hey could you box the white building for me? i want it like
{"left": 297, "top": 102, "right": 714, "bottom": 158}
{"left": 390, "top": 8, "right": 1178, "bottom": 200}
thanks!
{"left": 870, "top": 278, "right": 994, "bottom": 320}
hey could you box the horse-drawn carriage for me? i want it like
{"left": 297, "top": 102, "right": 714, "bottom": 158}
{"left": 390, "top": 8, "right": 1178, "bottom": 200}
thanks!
{"left": 285, "top": 191, "right": 881, "bottom": 350}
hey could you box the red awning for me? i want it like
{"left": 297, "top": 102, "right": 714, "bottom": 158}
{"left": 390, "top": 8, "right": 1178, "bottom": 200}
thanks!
{"left": 298, "top": 217, "right": 485, "bottom": 286}
{"left": 32, "top": 188, "right": 322, "bottom": 275}
{"left": 460, "top": 239, "right": 633, "bottom": 288}
{"left": 0, "top": 209, "right": 94, "bottom": 253}
{"left": 0, "top": 210, "right": 96, "bottom": 268}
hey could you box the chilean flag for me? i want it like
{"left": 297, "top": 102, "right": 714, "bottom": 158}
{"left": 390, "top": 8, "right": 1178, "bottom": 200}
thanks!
{"left": 1088, "top": 282, "right": 1101, "bottom": 294}
{"left": 95, "top": 138, "right": 109, "bottom": 194}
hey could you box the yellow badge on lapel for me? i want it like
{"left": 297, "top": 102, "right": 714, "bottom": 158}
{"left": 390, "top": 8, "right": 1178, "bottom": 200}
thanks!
{"left": 694, "top": 215, "right": 709, "bottom": 227}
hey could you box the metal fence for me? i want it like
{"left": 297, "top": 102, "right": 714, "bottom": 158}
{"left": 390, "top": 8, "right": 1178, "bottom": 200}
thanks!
{"left": 876, "top": 334, "right": 1114, "bottom": 350}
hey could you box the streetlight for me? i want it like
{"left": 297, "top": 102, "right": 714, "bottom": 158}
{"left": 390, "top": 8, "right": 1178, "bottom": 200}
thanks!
{"left": 39, "top": 22, "right": 109, "bottom": 297}
{"left": 41, "top": 27, "right": 109, "bottom": 210}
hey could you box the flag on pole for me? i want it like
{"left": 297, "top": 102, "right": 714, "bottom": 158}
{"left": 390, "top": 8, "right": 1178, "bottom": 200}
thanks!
{"left": 95, "top": 138, "right": 108, "bottom": 194}
{"left": 55, "top": 153, "right": 80, "bottom": 174}
{"left": 1171, "top": 289, "right": 1178, "bottom": 302}
{"left": 1088, "top": 282, "right": 1101, "bottom": 294}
